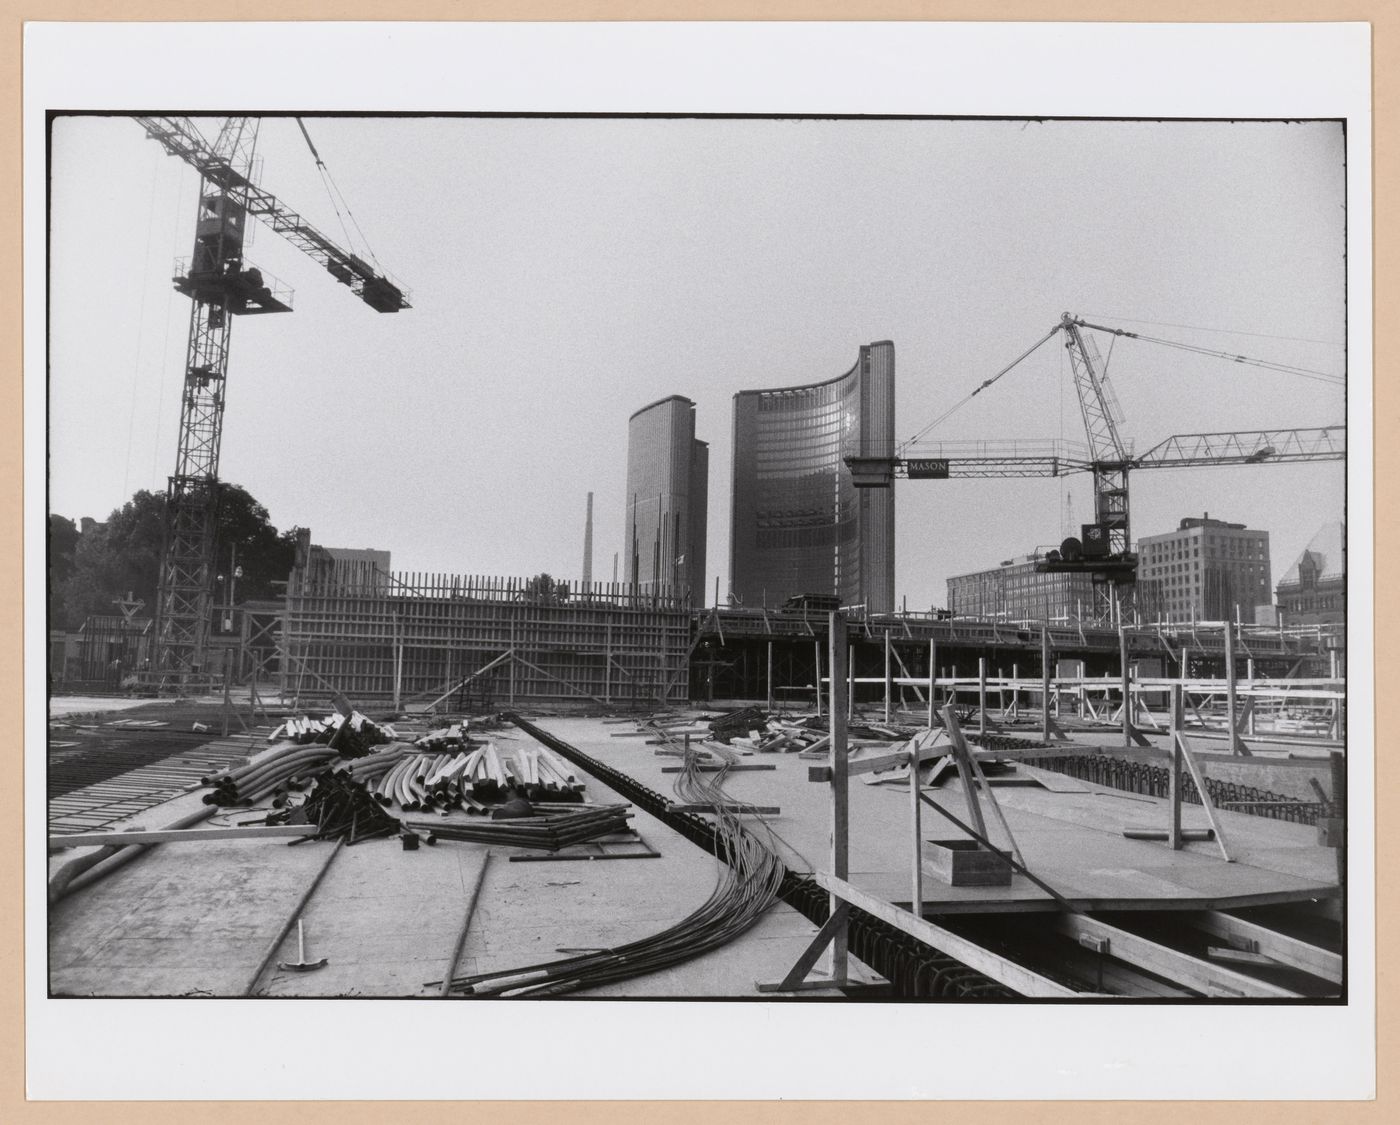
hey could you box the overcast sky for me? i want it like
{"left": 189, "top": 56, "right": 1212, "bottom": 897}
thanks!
{"left": 48, "top": 115, "right": 1346, "bottom": 610}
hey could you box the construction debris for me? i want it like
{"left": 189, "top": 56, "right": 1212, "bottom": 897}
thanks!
{"left": 286, "top": 771, "right": 401, "bottom": 845}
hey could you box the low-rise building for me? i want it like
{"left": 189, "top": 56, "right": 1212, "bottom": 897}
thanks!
{"left": 1135, "top": 514, "right": 1271, "bottom": 623}
{"left": 946, "top": 553, "right": 1097, "bottom": 623}
{"left": 1275, "top": 521, "right": 1345, "bottom": 626}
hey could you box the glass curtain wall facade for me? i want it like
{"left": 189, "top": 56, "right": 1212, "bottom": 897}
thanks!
{"left": 729, "top": 342, "right": 895, "bottom": 612}
{"left": 624, "top": 395, "right": 709, "bottom": 605}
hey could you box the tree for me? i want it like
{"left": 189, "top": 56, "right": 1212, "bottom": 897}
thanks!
{"left": 47, "top": 515, "right": 81, "bottom": 627}
{"left": 50, "top": 483, "right": 297, "bottom": 630}
{"left": 524, "top": 572, "right": 570, "bottom": 606}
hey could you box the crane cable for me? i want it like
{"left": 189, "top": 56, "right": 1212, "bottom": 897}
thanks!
{"left": 901, "top": 313, "right": 1344, "bottom": 454}
{"left": 1079, "top": 311, "right": 1343, "bottom": 348}
{"left": 1072, "top": 318, "right": 1344, "bottom": 386}
{"left": 295, "top": 117, "right": 383, "bottom": 273}
{"left": 899, "top": 323, "right": 1061, "bottom": 453}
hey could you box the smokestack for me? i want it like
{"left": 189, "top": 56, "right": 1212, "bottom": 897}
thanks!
{"left": 582, "top": 492, "right": 594, "bottom": 587}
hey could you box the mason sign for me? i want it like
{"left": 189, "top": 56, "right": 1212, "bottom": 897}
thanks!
{"left": 906, "top": 458, "right": 951, "bottom": 479}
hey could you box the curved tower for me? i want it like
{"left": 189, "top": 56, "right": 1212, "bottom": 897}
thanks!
{"left": 624, "top": 396, "right": 709, "bottom": 604}
{"left": 729, "top": 342, "right": 895, "bottom": 611}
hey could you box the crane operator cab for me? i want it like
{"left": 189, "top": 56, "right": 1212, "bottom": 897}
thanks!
{"left": 173, "top": 190, "right": 292, "bottom": 316}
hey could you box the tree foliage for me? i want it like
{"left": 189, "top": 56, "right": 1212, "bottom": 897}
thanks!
{"left": 49, "top": 484, "right": 297, "bottom": 630}
{"left": 524, "top": 572, "right": 570, "bottom": 606}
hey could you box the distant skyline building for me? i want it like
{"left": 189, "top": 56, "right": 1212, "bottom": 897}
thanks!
{"left": 946, "top": 552, "right": 1097, "bottom": 623}
{"left": 1275, "top": 521, "right": 1345, "bottom": 626}
{"left": 729, "top": 342, "right": 895, "bottom": 612}
{"left": 624, "top": 395, "right": 709, "bottom": 604}
{"left": 1136, "top": 514, "right": 1271, "bottom": 623}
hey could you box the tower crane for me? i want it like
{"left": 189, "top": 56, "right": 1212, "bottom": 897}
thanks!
{"left": 845, "top": 313, "right": 1345, "bottom": 620}
{"left": 133, "top": 116, "right": 410, "bottom": 683}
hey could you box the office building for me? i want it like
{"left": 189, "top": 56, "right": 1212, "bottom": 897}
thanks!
{"left": 1136, "top": 515, "right": 1271, "bottom": 623}
{"left": 946, "top": 553, "right": 1098, "bottom": 623}
{"left": 624, "top": 395, "right": 709, "bottom": 604}
{"left": 729, "top": 342, "right": 895, "bottom": 612}
{"left": 1275, "top": 521, "right": 1345, "bottom": 626}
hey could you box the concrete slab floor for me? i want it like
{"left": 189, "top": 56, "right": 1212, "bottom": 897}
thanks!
{"left": 46, "top": 713, "right": 880, "bottom": 999}
{"left": 45, "top": 709, "right": 1334, "bottom": 1000}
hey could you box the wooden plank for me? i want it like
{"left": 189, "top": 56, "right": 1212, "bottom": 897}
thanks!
{"left": 1191, "top": 911, "right": 1343, "bottom": 984}
{"left": 941, "top": 706, "right": 989, "bottom": 839}
{"left": 829, "top": 612, "right": 850, "bottom": 981}
{"left": 1169, "top": 685, "right": 1184, "bottom": 850}
{"left": 1175, "top": 729, "right": 1233, "bottom": 862}
{"left": 1053, "top": 914, "right": 1300, "bottom": 998}
{"left": 812, "top": 871, "right": 1083, "bottom": 998}
{"left": 49, "top": 824, "right": 318, "bottom": 848}
{"left": 812, "top": 736, "right": 948, "bottom": 781}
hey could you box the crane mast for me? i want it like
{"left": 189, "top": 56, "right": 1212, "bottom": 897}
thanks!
{"left": 154, "top": 118, "right": 285, "bottom": 683}
{"left": 136, "top": 115, "right": 408, "bottom": 685}
{"left": 1060, "top": 312, "right": 1132, "bottom": 565}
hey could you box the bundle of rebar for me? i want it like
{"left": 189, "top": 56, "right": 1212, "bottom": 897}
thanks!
{"left": 439, "top": 727, "right": 785, "bottom": 998}
{"left": 500, "top": 715, "right": 1011, "bottom": 999}
{"left": 201, "top": 744, "right": 341, "bottom": 806}
{"left": 401, "top": 803, "right": 631, "bottom": 850}
{"left": 708, "top": 705, "right": 768, "bottom": 743}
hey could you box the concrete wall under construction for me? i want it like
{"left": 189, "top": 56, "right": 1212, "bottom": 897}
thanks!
{"left": 282, "top": 568, "right": 692, "bottom": 707}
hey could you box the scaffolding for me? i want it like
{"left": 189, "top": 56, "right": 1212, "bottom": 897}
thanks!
{"left": 281, "top": 568, "right": 692, "bottom": 708}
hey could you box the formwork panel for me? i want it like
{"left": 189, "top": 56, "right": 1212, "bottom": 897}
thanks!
{"left": 282, "top": 572, "right": 691, "bottom": 706}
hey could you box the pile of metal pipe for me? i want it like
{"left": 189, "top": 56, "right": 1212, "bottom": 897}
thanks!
{"left": 371, "top": 742, "right": 584, "bottom": 813}
{"left": 401, "top": 804, "right": 631, "bottom": 850}
{"left": 202, "top": 744, "right": 341, "bottom": 806}
{"left": 267, "top": 712, "right": 397, "bottom": 756}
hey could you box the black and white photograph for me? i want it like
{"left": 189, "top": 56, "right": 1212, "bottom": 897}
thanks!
{"left": 23, "top": 21, "right": 1375, "bottom": 1104}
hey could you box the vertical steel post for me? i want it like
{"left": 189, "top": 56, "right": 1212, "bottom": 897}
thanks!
{"left": 1224, "top": 622, "right": 1239, "bottom": 754}
{"left": 927, "top": 638, "right": 936, "bottom": 730}
{"left": 1119, "top": 623, "right": 1131, "bottom": 749}
{"left": 884, "top": 630, "right": 892, "bottom": 724}
{"left": 767, "top": 639, "right": 774, "bottom": 712}
{"left": 1246, "top": 657, "right": 1255, "bottom": 735}
{"left": 909, "top": 736, "right": 923, "bottom": 918}
{"left": 1329, "top": 649, "right": 1343, "bottom": 740}
{"left": 847, "top": 642, "right": 855, "bottom": 722}
{"left": 220, "top": 661, "right": 233, "bottom": 737}
{"left": 814, "top": 639, "right": 822, "bottom": 718}
{"left": 978, "top": 657, "right": 987, "bottom": 738}
{"left": 604, "top": 622, "right": 612, "bottom": 704}
{"left": 1169, "top": 683, "right": 1184, "bottom": 850}
{"left": 508, "top": 618, "right": 517, "bottom": 705}
{"left": 828, "top": 612, "right": 849, "bottom": 981}
{"left": 1041, "top": 626, "right": 1051, "bottom": 744}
